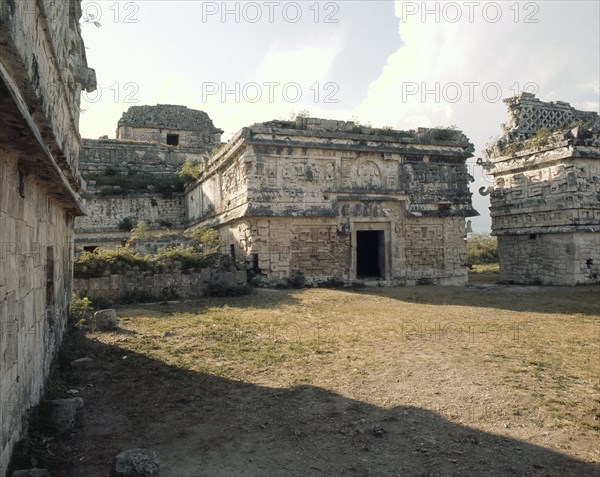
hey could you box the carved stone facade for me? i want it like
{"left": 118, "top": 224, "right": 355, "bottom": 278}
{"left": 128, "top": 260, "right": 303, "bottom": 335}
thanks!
{"left": 482, "top": 93, "right": 600, "bottom": 285}
{"left": 0, "top": 1, "right": 95, "bottom": 473}
{"left": 75, "top": 105, "right": 221, "bottom": 251}
{"left": 187, "top": 118, "right": 477, "bottom": 286}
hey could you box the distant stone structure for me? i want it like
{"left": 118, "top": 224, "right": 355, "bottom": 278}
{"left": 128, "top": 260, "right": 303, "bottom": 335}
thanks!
{"left": 481, "top": 93, "right": 600, "bottom": 285}
{"left": 75, "top": 105, "right": 222, "bottom": 251}
{"left": 116, "top": 104, "right": 223, "bottom": 146}
{"left": 0, "top": 1, "right": 95, "bottom": 474}
{"left": 76, "top": 113, "right": 478, "bottom": 287}
{"left": 187, "top": 117, "right": 478, "bottom": 286}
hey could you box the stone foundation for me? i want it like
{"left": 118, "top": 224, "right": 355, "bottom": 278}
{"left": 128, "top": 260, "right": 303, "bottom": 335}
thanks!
{"left": 498, "top": 233, "right": 600, "bottom": 285}
{"left": 74, "top": 269, "right": 247, "bottom": 305}
{"left": 221, "top": 215, "right": 468, "bottom": 286}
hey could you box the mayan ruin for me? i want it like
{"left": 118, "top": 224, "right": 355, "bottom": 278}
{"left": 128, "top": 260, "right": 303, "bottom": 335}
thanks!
{"left": 77, "top": 107, "right": 477, "bottom": 287}
{"left": 1, "top": 1, "right": 599, "bottom": 477}
{"left": 0, "top": 0, "right": 95, "bottom": 473}
{"left": 482, "top": 93, "right": 600, "bottom": 285}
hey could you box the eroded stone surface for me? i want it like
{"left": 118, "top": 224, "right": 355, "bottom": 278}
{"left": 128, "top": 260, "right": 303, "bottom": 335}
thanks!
{"left": 110, "top": 448, "right": 160, "bottom": 477}
{"left": 482, "top": 93, "right": 600, "bottom": 285}
{"left": 93, "top": 309, "right": 118, "bottom": 330}
{"left": 75, "top": 105, "right": 221, "bottom": 251}
{"left": 42, "top": 397, "right": 84, "bottom": 432}
{"left": 0, "top": 1, "right": 94, "bottom": 474}
{"left": 187, "top": 118, "right": 478, "bottom": 286}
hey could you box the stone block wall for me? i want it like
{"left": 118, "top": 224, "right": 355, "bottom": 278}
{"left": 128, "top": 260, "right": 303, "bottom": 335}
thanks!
{"left": 116, "top": 104, "right": 223, "bottom": 147}
{"left": 221, "top": 215, "right": 467, "bottom": 286}
{"left": 0, "top": 156, "right": 75, "bottom": 474}
{"left": 74, "top": 269, "right": 247, "bottom": 305}
{"left": 80, "top": 138, "right": 209, "bottom": 177}
{"left": 1, "top": 1, "right": 94, "bottom": 473}
{"left": 75, "top": 194, "right": 186, "bottom": 234}
{"left": 482, "top": 93, "right": 600, "bottom": 285}
{"left": 0, "top": 0, "right": 95, "bottom": 188}
{"left": 497, "top": 233, "right": 600, "bottom": 285}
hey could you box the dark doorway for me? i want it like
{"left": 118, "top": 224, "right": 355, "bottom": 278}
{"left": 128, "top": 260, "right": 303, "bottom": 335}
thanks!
{"left": 356, "top": 230, "right": 384, "bottom": 278}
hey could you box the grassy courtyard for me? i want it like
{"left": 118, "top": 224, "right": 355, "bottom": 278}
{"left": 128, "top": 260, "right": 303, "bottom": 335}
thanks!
{"left": 43, "top": 282, "right": 599, "bottom": 477}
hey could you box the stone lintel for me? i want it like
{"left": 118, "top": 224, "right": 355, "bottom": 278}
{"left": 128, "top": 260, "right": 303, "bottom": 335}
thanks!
{"left": 0, "top": 66, "right": 85, "bottom": 215}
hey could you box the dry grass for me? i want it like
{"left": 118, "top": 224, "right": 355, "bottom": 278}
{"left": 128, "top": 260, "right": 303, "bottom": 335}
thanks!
{"left": 107, "top": 285, "right": 599, "bottom": 435}
{"left": 45, "top": 283, "right": 599, "bottom": 476}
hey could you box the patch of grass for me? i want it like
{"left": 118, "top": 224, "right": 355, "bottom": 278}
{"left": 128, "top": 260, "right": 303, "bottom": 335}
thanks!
{"left": 42, "top": 284, "right": 600, "bottom": 474}
{"left": 469, "top": 263, "right": 500, "bottom": 274}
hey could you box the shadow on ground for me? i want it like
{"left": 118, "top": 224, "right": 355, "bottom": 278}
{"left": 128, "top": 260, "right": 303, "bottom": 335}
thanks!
{"left": 115, "top": 281, "right": 600, "bottom": 319}
{"left": 350, "top": 283, "right": 600, "bottom": 317}
{"left": 27, "top": 332, "right": 600, "bottom": 477}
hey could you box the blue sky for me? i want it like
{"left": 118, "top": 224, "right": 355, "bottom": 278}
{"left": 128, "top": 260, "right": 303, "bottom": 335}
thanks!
{"left": 79, "top": 1, "right": 600, "bottom": 232}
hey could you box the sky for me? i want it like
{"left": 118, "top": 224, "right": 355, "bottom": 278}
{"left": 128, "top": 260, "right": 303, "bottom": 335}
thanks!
{"left": 79, "top": 0, "right": 600, "bottom": 233}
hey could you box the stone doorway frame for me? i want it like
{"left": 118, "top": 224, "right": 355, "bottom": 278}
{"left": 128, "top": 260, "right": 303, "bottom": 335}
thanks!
{"left": 351, "top": 222, "right": 391, "bottom": 281}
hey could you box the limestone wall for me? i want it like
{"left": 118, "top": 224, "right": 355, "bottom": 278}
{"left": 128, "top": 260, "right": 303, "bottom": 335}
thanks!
{"left": 0, "top": 157, "right": 75, "bottom": 473}
{"left": 488, "top": 155, "right": 600, "bottom": 235}
{"left": 75, "top": 195, "right": 186, "bottom": 233}
{"left": 74, "top": 269, "right": 247, "bottom": 305}
{"left": 497, "top": 233, "right": 600, "bottom": 285}
{"left": 0, "top": 0, "right": 95, "bottom": 189}
{"left": 221, "top": 215, "right": 467, "bottom": 286}
{"left": 80, "top": 138, "right": 209, "bottom": 177}
{"left": 482, "top": 94, "right": 600, "bottom": 285}
{"left": 0, "top": 1, "right": 93, "bottom": 472}
{"left": 185, "top": 147, "right": 247, "bottom": 225}
{"left": 116, "top": 104, "right": 223, "bottom": 147}
{"left": 188, "top": 118, "right": 475, "bottom": 286}
{"left": 116, "top": 126, "right": 221, "bottom": 149}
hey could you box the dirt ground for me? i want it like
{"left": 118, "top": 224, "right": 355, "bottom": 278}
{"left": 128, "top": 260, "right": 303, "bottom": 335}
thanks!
{"left": 17, "top": 278, "right": 600, "bottom": 477}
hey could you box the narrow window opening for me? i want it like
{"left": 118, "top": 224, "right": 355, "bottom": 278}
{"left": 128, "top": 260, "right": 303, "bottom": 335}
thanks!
{"left": 230, "top": 244, "right": 236, "bottom": 260}
{"left": 356, "top": 230, "right": 385, "bottom": 278}
{"left": 529, "top": 234, "right": 537, "bottom": 240}
{"left": 18, "top": 169, "right": 25, "bottom": 198}
{"left": 166, "top": 133, "right": 179, "bottom": 146}
{"left": 248, "top": 253, "right": 259, "bottom": 273}
{"left": 586, "top": 259, "right": 593, "bottom": 269}
{"left": 46, "top": 246, "right": 55, "bottom": 307}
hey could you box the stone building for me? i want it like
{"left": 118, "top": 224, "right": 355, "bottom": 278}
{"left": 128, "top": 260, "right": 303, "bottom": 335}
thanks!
{"left": 186, "top": 117, "right": 478, "bottom": 286}
{"left": 75, "top": 105, "right": 222, "bottom": 251}
{"left": 0, "top": 1, "right": 95, "bottom": 474}
{"left": 481, "top": 93, "right": 600, "bottom": 285}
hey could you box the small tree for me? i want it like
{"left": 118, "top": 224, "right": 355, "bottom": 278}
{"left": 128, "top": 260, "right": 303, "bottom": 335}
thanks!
{"left": 130, "top": 220, "right": 151, "bottom": 241}
{"left": 186, "top": 226, "right": 220, "bottom": 253}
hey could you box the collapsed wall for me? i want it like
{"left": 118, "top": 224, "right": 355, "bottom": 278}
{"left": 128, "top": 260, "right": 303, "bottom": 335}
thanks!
{"left": 481, "top": 93, "right": 600, "bottom": 285}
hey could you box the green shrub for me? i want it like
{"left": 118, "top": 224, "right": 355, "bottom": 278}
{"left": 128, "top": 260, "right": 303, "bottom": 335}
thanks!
{"left": 177, "top": 160, "right": 205, "bottom": 181}
{"left": 73, "top": 244, "right": 240, "bottom": 279}
{"left": 74, "top": 247, "right": 148, "bottom": 278}
{"left": 186, "top": 226, "right": 220, "bottom": 253}
{"left": 70, "top": 294, "right": 92, "bottom": 327}
{"left": 467, "top": 234, "right": 498, "bottom": 266}
{"left": 130, "top": 220, "right": 151, "bottom": 241}
{"left": 118, "top": 217, "right": 134, "bottom": 231}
